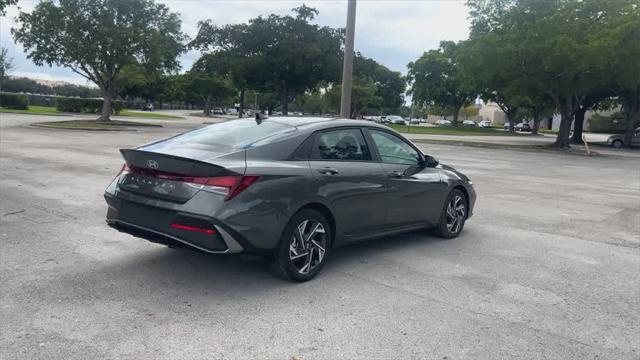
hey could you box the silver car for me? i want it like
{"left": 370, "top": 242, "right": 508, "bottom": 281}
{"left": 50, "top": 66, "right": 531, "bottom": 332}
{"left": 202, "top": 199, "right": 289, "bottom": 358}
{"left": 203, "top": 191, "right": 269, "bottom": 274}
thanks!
{"left": 607, "top": 127, "right": 640, "bottom": 148}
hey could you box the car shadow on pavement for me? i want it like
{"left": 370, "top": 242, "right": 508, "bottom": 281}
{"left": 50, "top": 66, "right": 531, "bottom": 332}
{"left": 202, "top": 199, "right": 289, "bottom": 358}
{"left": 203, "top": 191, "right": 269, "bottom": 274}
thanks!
{"left": 48, "top": 229, "right": 456, "bottom": 301}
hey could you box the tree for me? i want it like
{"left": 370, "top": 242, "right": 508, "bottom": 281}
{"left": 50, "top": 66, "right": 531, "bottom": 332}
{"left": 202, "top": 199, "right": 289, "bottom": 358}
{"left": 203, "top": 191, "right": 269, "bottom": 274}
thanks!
{"left": 407, "top": 41, "right": 475, "bottom": 125}
{"left": 0, "top": 0, "right": 18, "bottom": 16}
{"left": 12, "top": 0, "right": 185, "bottom": 121}
{"left": 190, "top": 5, "right": 342, "bottom": 115}
{"left": 326, "top": 78, "right": 382, "bottom": 118}
{"left": 0, "top": 48, "right": 13, "bottom": 89}
{"left": 592, "top": 0, "right": 640, "bottom": 147}
{"left": 354, "top": 54, "right": 405, "bottom": 114}
{"left": 184, "top": 72, "right": 233, "bottom": 115}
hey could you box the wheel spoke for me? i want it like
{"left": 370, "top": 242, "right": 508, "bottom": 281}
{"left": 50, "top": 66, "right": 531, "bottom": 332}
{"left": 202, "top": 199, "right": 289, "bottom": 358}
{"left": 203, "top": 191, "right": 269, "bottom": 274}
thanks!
{"left": 299, "top": 247, "right": 314, "bottom": 274}
{"left": 296, "top": 220, "right": 308, "bottom": 250}
{"left": 311, "top": 239, "right": 325, "bottom": 262}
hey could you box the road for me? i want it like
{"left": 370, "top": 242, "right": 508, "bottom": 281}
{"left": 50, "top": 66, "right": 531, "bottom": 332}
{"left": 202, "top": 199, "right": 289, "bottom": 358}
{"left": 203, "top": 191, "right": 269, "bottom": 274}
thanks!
{"left": 1, "top": 113, "right": 639, "bottom": 359}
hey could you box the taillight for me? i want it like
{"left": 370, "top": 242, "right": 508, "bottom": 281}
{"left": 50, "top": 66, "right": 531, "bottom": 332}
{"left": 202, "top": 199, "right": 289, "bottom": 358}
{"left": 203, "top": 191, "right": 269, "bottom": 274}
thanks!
{"left": 117, "top": 163, "right": 260, "bottom": 201}
{"left": 203, "top": 175, "right": 261, "bottom": 201}
{"left": 116, "top": 163, "right": 130, "bottom": 177}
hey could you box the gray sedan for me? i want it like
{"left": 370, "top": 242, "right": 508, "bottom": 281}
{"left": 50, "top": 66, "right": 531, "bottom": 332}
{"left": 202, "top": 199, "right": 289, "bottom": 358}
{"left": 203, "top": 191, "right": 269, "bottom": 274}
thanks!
{"left": 104, "top": 117, "right": 476, "bottom": 281}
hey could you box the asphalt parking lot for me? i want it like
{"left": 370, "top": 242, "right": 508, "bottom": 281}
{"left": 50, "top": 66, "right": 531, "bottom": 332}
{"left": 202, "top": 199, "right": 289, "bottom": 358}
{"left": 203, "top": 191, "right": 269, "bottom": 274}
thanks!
{"left": 1, "top": 113, "right": 639, "bottom": 359}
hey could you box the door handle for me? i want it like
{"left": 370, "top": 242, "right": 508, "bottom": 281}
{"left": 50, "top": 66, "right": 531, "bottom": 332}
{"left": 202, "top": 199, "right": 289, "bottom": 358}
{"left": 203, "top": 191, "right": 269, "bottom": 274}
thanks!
{"left": 316, "top": 167, "right": 339, "bottom": 175}
{"left": 389, "top": 170, "right": 404, "bottom": 178}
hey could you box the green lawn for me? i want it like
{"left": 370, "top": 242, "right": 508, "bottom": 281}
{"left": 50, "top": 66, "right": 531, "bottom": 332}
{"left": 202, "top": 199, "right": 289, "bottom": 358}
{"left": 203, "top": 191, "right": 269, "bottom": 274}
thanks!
{"left": 388, "top": 123, "right": 516, "bottom": 136}
{"left": 0, "top": 105, "right": 62, "bottom": 115}
{"left": 1, "top": 106, "right": 182, "bottom": 119}
{"left": 32, "top": 119, "right": 162, "bottom": 130}
{"left": 119, "top": 110, "right": 183, "bottom": 119}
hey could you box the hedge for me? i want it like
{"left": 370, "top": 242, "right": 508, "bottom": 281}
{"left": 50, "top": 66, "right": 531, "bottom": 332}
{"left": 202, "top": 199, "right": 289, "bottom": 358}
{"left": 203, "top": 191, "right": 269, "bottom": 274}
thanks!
{"left": 55, "top": 97, "right": 123, "bottom": 114}
{"left": 0, "top": 92, "right": 29, "bottom": 110}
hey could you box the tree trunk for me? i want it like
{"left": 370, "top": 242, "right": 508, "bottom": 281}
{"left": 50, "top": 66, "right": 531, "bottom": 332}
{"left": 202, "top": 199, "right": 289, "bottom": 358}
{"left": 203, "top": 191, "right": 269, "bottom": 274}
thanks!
{"left": 621, "top": 87, "right": 639, "bottom": 148}
{"left": 529, "top": 108, "right": 540, "bottom": 135}
{"left": 238, "top": 88, "right": 245, "bottom": 119}
{"left": 452, "top": 104, "right": 462, "bottom": 125}
{"left": 98, "top": 91, "right": 113, "bottom": 121}
{"left": 203, "top": 98, "right": 211, "bottom": 116}
{"left": 553, "top": 109, "right": 573, "bottom": 148}
{"left": 282, "top": 86, "right": 289, "bottom": 116}
{"left": 571, "top": 107, "right": 587, "bottom": 144}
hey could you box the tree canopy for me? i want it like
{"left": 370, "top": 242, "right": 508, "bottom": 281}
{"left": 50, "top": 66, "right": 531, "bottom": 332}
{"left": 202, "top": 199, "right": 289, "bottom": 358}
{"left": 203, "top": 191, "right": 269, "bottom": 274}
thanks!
{"left": 12, "top": 0, "right": 186, "bottom": 120}
{"left": 407, "top": 41, "right": 475, "bottom": 125}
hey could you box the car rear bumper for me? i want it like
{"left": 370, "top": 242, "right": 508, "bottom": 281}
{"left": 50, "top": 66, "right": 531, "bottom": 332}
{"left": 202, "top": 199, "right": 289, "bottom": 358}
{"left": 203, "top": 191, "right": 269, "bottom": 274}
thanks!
{"left": 105, "top": 193, "right": 246, "bottom": 254}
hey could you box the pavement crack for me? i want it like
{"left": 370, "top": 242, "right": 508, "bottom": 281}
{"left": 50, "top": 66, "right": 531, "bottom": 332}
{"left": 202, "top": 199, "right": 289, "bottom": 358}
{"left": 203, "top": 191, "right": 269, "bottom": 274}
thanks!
{"left": 3, "top": 209, "right": 25, "bottom": 217}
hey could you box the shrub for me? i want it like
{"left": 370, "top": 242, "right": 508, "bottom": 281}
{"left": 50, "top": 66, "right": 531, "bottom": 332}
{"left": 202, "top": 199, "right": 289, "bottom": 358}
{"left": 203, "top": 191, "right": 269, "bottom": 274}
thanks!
{"left": 588, "top": 112, "right": 627, "bottom": 133}
{"left": 55, "top": 97, "right": 124, "bottom": 114}
{"left": 0, "top": 92, "right": 29, "bottom": 110}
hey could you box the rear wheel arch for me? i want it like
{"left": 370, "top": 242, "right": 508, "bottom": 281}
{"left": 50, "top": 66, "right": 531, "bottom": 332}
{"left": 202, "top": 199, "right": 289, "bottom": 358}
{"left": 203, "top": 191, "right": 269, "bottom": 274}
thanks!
{"left": 294, "top": 202, "right": 336, "bottom": 247}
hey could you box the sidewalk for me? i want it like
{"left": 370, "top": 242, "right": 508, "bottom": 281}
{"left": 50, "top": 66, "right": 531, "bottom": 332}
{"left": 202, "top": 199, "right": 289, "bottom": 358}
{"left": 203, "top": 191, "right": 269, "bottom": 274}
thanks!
{"left": 405, "top": 132, "right": 640, "bottom": 158}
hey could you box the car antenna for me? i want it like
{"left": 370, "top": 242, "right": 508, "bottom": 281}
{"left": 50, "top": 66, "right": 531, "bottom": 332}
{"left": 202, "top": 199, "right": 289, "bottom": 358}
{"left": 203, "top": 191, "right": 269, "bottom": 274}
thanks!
{"left": 255, "top": 112, "right": 268, "bottom": 125}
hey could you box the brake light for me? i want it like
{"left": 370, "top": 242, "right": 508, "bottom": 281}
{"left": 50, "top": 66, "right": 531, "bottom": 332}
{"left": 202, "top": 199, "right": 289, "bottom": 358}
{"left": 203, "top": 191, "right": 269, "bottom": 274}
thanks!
{"left": 204, "top": 175, "right": 261, "bottom": 201}
{"left": 116, "top": 163, "right": 131, "bottom": 177}
{"left": 170, "top": 223, "right": 217, "bottom": 235}
{"left": 119, "top": 164, "right": 260, "bottom": 201}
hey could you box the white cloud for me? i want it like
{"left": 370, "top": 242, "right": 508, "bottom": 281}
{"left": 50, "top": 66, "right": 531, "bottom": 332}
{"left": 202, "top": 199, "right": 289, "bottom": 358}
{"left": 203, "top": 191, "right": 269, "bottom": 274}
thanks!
{"left": 1, "top": 0, "right": 470, "bottom": 83}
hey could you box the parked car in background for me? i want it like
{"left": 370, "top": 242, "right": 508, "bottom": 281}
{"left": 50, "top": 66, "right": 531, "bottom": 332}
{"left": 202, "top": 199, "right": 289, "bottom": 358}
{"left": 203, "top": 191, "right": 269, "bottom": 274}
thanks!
{"left": 479, "top": 120, "right": 492, "bottom": 128}
{"left": 409, "top": 118, "right": 421, "bottom": 124}
{"left": 435, "top": 119, "right": 452, "bottom": 126}
{"left": 607, "top": 127, "right": 640, "bottom": 148}
{"left": 503, "top": 122, "right": 511, "bottom": 130}
{"left": 143, "top": 103, "right": 154, "bottom": 111}
{"left": 515, "top": 123, "right": 532, "bottom": 132}
{"left": 212, "top": 108, "right": 226, "bottom": 115}
{"left": 227, "top": 108, "right": 238, "bottom": 116}
{"left": 462, "top": 120, "right": 476, "bottom": 127}
{"left": 386, "top": 115, "right": 406, "bottom": 125}
{"left": 104, "top": 117, "right": 476, "bottom": 281}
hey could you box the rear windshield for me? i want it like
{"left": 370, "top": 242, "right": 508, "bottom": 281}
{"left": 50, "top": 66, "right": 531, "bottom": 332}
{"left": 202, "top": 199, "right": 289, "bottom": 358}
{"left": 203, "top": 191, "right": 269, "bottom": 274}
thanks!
{"left": 148, "top": 120, "right": 296, "bottom": 150}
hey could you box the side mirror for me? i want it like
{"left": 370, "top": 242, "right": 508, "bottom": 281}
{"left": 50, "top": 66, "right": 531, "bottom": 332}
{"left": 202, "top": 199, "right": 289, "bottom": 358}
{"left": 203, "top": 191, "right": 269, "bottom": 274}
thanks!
{"left": 425, "top": 155, "right": 439, "bottom": 168}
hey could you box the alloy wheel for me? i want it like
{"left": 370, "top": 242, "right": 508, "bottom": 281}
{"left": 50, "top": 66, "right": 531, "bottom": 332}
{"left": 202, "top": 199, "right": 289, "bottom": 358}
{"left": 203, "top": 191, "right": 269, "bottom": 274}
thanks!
{"left": 445, "top": 195, "right": 466, "bottom": 234}
{"left": 289, "top": 219, "right": 327, "bottom": 275}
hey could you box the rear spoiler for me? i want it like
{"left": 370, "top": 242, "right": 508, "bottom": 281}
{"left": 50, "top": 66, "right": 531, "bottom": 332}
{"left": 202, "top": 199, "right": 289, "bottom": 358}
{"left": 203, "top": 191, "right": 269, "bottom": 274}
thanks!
{"left": 120, "top": 149, "right": 232, "bottom": 176}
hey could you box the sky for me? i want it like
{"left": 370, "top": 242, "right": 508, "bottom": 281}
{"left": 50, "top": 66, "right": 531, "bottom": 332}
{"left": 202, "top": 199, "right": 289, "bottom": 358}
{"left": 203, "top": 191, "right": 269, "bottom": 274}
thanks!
{"left": 0, "top": 0, "right": 471, "bottom": 86}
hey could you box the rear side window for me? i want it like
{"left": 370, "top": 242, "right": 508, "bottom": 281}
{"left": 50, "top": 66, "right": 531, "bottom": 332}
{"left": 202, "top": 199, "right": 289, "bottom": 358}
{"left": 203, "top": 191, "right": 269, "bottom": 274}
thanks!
{"left": 146, "top": 120, "right": 295, "bottom": 151}
{"left": 311, "top": 128, "right": 372, "bottom": 161}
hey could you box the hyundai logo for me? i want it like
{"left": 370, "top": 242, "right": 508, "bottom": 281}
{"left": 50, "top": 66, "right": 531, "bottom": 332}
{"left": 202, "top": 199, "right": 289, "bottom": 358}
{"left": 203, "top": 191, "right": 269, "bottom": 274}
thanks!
{"left": 146, "top": 159, "right": 159, "bottom": 169}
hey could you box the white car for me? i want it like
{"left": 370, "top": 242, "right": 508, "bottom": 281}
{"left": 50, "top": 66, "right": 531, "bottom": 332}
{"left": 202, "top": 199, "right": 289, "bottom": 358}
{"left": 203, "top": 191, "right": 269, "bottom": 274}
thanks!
{"left": 435, "top": 119, "right": 452, "bottom": 126}
{"left": 479, "top": 120, "right": 492, "bottom": 128}
{"left": 462, "top": 120, "right": 477, "bottom": 127}
{"left": 386, "top": 115, "right": 406, "bottom": 125}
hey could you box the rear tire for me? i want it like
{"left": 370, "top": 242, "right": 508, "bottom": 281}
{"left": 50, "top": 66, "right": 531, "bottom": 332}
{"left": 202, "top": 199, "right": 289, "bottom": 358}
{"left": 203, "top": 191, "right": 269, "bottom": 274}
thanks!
{"left": 275, "top": 209, "right": 331, "bottom": 282}
{"left": 612, "top": 140, "right": 623, "bottom": 148}
{"left": 435, "top": 189, "right": 467, "bottom": 239}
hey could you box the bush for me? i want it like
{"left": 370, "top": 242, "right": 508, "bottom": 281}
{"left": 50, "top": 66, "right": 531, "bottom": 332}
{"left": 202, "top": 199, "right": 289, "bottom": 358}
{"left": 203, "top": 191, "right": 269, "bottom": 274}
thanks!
{"left": 0, "top": 92, "right": 29, "bottom": 110}
{"left": 55, "top": 97, "right": 123, "bottom": 114}
{"left": 588, "top": 112, "right": 627, "bottom": 133}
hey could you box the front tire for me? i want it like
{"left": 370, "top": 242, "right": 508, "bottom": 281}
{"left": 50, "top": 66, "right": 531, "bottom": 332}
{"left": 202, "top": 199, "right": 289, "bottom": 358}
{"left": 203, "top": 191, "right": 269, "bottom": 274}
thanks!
{"left": 275, "top": 209, "right": 331, "bottom": 282}
{"left": 436, "top": 189, "right": 468, "bottom": 239}
{"left": 612, "top": 140, "right": 623, "bottom": 148}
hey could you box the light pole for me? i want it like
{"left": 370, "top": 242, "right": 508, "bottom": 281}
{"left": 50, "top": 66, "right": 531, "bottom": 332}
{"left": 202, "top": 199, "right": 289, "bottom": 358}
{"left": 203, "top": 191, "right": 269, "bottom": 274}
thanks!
{"left": 340, "top": 0, "right": 357, "bottom": 119}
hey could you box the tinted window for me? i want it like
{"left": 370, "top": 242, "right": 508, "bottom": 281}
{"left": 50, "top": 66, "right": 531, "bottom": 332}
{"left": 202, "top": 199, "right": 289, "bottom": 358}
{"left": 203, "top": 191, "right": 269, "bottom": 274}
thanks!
{"left": 312, "top": 129, "right": 372, "bottom": 161}
{"left": 145, "top": 119, "right": 295, "bottom": 151}
{"left": 369, "top": 130, "right": 420, "bottom": 165}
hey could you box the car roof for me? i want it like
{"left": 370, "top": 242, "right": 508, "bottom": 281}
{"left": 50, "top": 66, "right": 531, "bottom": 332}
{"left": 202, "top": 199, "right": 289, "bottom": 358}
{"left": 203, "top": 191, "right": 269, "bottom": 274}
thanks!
{"left": 264, "top": 116, "right": 390, "bottom": 132}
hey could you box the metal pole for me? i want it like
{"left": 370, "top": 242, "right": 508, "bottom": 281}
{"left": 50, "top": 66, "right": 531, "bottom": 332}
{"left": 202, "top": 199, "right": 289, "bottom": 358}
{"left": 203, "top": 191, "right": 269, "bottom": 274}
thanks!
{"left": 340, "top": 0, "right": 357, "bottom": 119}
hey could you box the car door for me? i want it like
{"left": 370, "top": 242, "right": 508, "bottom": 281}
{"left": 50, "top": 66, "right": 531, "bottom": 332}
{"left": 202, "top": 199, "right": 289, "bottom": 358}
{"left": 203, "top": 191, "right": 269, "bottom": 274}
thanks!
{"left": 366, "top": 128, "right": 445, "bottom": 228}
{"left": 309, "top": 128, "right": 388, "bottom": 237}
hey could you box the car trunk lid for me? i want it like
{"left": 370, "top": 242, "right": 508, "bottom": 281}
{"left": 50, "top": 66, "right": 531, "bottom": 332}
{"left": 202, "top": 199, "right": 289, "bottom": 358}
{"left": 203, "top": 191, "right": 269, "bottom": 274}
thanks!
{"left": 118, "top": 149, "right": 246, "bottom": 203}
